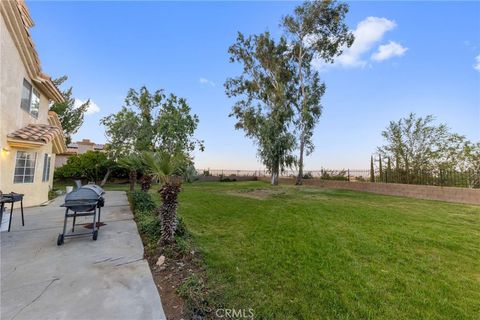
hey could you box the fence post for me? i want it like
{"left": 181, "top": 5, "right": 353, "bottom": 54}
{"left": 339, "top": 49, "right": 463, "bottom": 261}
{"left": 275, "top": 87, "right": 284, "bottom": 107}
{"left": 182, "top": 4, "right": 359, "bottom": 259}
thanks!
{"left": 347, "top": 169, "right": 350, "bottom": 182}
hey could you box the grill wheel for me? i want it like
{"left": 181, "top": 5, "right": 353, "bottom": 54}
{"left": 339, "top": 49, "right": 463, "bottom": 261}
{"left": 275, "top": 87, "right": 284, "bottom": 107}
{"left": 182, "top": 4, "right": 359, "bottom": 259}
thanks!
{"left": 57, "top": 234, "right": 64, "bottom": 246}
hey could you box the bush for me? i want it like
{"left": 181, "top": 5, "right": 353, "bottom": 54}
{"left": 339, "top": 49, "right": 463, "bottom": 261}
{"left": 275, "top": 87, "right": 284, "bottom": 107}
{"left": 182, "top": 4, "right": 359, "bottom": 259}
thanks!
{"left": 219, "top": 174, "right": 237, "bottom": 182}
{"left": 129, "top": 191, "right": 160, "bottom": 251}
{"left": 54, "top": 151, "right": 113, "bottom": 183}
{"left": 320, "top": 169, "right": 349, "bottom": 181}
{"left": 182, "top": 165, "right": 199, "bottom": 183}
{"left": 130, "top": 191, "right": 156, "bottom": 212}
{"left": 302, "top": 171, "right": 314, "bottom": 179}
{"left": 136, "top": 210, "right": 161, "bottom": 248}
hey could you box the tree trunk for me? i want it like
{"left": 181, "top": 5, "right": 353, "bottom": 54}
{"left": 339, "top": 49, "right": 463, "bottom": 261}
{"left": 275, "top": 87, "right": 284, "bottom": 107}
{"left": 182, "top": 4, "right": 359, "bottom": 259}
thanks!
{"left": 129, "top": 170, "right": 136, "bottom": 192}
{"left": 296, "top": 45, "right": 307, "bottom": 187}
{"left": 271, "top": 163, "right": 279, "bottom": 186}
{"left": 158, "top": 183, "right": 181, "bottom": 245}
{"left": 296, "top": 131, "right": 305, "bottom": 185}
{"left": 100, "top": 168, "right": 112, "bottom": 187}
{"left": 140, "top": 175, "right": 153, "bottom": 192}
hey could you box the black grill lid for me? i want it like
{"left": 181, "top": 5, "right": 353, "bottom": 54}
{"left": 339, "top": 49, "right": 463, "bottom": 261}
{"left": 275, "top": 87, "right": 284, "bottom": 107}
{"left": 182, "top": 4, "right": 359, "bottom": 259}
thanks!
{"left": 65, "top": 185, "right": 104, "bottom": 202}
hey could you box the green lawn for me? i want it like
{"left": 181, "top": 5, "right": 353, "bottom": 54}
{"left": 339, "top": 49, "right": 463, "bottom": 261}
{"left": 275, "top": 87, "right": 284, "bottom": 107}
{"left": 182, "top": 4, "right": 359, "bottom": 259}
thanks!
{"left": 175, "top": 181, "right": 480, "bottom": 319}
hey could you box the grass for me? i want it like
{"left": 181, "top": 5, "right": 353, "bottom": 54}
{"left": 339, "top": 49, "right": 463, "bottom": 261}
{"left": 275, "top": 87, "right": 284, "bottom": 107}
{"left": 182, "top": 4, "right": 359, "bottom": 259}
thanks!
{"left": 171, "top": 181, "right": 480, "bottom": 320}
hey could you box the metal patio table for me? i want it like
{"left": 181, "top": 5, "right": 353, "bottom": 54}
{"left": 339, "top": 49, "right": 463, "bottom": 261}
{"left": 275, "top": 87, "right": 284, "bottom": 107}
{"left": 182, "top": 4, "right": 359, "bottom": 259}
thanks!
{"left": 0, "top": 193, "right": 24, "bottom": 232}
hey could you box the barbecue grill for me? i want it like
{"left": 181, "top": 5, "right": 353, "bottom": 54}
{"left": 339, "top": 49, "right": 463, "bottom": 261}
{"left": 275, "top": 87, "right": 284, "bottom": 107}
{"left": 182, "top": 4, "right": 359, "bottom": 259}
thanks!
{"left": 57, "top": 184, "right": 105, "bottom": 246}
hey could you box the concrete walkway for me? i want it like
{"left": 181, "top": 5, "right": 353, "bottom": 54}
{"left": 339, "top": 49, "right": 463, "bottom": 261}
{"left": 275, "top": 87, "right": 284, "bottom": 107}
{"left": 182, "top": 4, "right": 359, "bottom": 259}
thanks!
{"left": 1, "top": 191, "right": 166, "bottom": 320}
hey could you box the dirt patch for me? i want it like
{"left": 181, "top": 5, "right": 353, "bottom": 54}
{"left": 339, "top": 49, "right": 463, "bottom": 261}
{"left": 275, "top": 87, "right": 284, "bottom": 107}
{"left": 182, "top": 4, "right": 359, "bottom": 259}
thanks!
{"left": 143, "top": 246, "right": 204, "bottom": 320}
{"left": 227, "top": 189, "right": 286, "bottom": 200}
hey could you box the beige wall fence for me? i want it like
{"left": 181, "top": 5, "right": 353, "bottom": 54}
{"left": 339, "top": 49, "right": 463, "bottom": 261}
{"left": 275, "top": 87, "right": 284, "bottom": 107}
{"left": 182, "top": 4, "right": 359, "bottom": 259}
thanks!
{"left": 258, "top": 177, "right": 480, "bottom": 205}
{"left": 197, "top": 169, "right": 480, "bottom": 205}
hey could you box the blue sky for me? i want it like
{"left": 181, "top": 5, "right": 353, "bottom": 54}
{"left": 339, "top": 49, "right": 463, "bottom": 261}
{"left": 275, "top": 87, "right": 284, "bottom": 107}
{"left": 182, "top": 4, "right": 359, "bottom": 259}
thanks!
{"left": 28, "top": 1, "right": 480, "bottom": 170}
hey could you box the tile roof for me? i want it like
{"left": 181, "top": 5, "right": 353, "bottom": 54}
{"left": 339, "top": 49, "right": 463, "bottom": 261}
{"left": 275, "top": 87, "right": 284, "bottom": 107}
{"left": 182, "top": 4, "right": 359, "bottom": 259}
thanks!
{"left": 7, "top": 124, "right": 63, "bottom": 144}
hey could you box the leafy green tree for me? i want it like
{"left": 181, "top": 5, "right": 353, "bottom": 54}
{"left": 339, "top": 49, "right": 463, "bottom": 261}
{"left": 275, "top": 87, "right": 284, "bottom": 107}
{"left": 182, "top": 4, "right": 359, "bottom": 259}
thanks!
{"left": 101, "top": 107, "right": 140, "bottom": 159}
{"left": 101, "top": 87, "right": 203, "bottom": 159}
{"left": 55, "top": 151, "right": 112, "bottom": 184}
{"left": 378, "top": 113, "right": 450, "bottom": 177}
{"left": 225, "top": 32, "right": 297, "bottom": 185}
{"left": 50, "top": 76, "right": 90, "bottom": 144}
{"left": 282, "top": 0, "right": 354, "bottom": 185}
{"left": 377, "top": 113, "right": 480, "bottom": 186}
{"left": 142, "top": 151, "right": 185, "bottom": 245}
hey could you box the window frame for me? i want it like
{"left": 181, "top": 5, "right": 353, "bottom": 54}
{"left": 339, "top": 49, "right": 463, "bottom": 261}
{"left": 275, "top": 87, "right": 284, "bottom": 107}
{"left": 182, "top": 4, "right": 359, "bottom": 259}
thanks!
{"left": 13, "top": 151, "right": 37, "bottom": 184}
{"left": 20, "top": 78, "right": 40, "bottom": 119}
{"left": 42, "top": 153, "right": 52, "bottom": 182}
{"left": 30, "top": 88, "right": 40, "bottom": 119}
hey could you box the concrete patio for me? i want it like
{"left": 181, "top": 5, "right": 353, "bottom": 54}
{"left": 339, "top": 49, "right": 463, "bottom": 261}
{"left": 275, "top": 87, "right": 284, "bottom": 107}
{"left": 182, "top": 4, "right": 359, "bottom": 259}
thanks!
{"left": 1, "top": 191, "right": 166, "bottom": 320}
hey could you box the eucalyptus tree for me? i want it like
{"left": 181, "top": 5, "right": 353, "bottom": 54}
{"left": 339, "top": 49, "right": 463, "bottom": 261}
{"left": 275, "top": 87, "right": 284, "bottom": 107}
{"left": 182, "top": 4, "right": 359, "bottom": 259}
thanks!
{"left": 225, "top": 32, "right": 297, "bottom": 185}
{"left": 282, "top": 0, "right": 354, "bottom": 185}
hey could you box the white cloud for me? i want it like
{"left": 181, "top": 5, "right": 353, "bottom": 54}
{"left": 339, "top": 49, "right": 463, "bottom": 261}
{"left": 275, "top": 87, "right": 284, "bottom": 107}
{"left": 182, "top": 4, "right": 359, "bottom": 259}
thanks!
{"left": 336, "top": 17, "right": 396, "bottom": 68}
{"left": 314, "top": 16, "right": 405, "bottom": 70}
{"left": 199, "top": 77, "right": 215, "bottom": 87}
{"left": 371, "top": 41, "right": 408, "bottom": 61}
{"left": 474, "top": 54, "right": 480, "bottom": 72}
{"left": 74, "top": 98, "right": 100, "bottom": 115}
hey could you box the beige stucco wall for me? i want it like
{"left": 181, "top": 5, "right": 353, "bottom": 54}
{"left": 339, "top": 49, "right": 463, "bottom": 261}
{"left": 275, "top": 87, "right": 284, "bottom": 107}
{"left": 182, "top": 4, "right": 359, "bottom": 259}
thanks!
{"left": 76, "top": 142, "right": 94, "bottom": 154}
{"left": 1, "top": 144, "right": 55, "bottom": 207}
{"left": 258, "top": 177, "right": 480, "bottom": 205}
{"left": 54, "top": 154, "right": 70, "bottom": 168}
{"left": 0, "top": 14, "right": 55, "bottom": 207}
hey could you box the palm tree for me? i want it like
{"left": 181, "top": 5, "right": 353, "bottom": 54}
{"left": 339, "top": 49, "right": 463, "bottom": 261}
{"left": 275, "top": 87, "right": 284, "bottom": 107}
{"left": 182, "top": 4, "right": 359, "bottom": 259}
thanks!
{"left": 117, "top": 154, "right": 144, "bottom": 192}
{"left": 141, "top": 151, "right": 184, "bottom": 245}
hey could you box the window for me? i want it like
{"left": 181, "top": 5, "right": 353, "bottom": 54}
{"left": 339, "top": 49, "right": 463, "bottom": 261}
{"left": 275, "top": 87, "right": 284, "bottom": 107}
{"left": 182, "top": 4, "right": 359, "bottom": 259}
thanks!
{"left": 42, "top": 154, "right": 51, "bottom": 182}
{"left": 21, "top": 79, "right": 32, "bottom": 111}
{"left": 30, "top": 88, "right": 40, "bottom": 118}
{"left": 14, "top": 151, "right": 37, "bottom": 183}
{"left": 20, "top": 79, "right": 40, "bottom": 118}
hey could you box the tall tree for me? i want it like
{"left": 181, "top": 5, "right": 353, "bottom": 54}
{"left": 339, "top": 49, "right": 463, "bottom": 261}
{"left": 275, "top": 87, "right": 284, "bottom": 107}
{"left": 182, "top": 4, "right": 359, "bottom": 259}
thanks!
{"left": 370, "top": 156, "right": 375, "bottom": 182}
{"left": 50, "top": 76, "right": 90, "bottom": 144}
{"left": 282, "top": 0, "right": 354, "bottom": 185}
{"left": 378, "top": 155, "right": 383, "bottom": 182}
{"left": 225, "top": 32, "right": 297, "bottom": 185}
{"left": 377, "top": 113, "right": 450, "bottom": 175}
{"left": 386, "top": 157, "right": 392, "bottom": 183}
{"left": 101, "top": 87, "right": 204, "bottom": 160}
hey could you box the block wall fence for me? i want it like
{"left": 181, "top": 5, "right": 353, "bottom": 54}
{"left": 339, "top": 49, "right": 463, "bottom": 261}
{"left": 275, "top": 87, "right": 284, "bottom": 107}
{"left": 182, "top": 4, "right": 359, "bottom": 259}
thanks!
{"left": 257, "top": 177, "right": 480, "bottom": 205}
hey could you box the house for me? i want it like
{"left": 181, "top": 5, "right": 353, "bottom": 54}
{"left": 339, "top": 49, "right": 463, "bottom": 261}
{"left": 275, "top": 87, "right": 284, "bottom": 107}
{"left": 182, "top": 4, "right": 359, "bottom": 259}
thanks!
{"left": 0, "top": 0, "right": 67, "bottom": 207}
{"left": 54, "top": 139, "right": 105, "bottom": 168}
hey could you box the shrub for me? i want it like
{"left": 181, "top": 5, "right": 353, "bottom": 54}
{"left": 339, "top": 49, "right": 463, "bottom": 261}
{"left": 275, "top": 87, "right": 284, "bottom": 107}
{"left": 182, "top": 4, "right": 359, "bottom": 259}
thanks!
{"left": 54, "top": 151, "right": 113, "bottom": 183}
{"left": 219, "top": 174, "right": 237, "bottom": 182}
{"left": 182, "top": 165, "right": 199, "bottom": 183}
{"left": 320, "top": 169, "right": 349, "bottom": 181}
{"left": 129, "top": 191, "right": 160, "bottom": 251}
{"left": 130, "top": 191, "right": 156, "bottom": 213}
{"left": 302, "top": 171, "right": 314, "bottom": 179}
